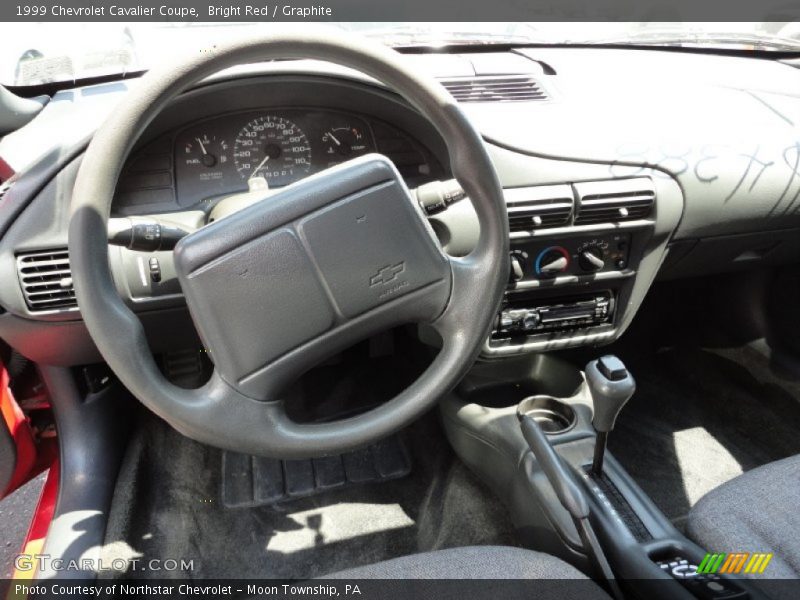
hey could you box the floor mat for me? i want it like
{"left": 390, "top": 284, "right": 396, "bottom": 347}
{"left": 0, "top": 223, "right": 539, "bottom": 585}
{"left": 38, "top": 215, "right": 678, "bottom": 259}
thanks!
{"left": 222, "top": 435, "right": 411, "bottom": 508}
{"left": 101, "top": 410, "right": 520, "bottom": 579}
{"left": 608, "top": 344, "right": 800, "bottom": 530}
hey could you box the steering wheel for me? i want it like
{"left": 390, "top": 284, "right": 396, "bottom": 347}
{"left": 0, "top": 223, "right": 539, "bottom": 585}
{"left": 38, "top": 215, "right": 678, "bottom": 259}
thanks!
{"left": 69, "top": 32, "right": 508, "bottom": 458}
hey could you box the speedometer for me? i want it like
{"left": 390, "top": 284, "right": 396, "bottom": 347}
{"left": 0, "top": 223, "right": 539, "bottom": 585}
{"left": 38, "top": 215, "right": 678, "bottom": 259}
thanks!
{"left": 232, "top": 115, "right": 312, "bottom": 186}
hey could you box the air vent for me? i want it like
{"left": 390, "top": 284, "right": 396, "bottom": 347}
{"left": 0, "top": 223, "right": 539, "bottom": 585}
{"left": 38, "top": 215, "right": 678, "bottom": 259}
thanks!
{"left": 440, "top": 75, "right": 548, "bottom": 102}
{"left": 573, "top": 178, "right": 655, "bottom": 226}
{"left": 505, "top": 185, "right": 573, "bottom": 232}
{"left": 16, "top": 249, "right": 77, "bottom": 311}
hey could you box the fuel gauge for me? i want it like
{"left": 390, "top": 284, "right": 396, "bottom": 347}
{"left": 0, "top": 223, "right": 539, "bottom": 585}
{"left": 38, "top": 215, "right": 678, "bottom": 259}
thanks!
{"left": 183, "top": 134, "right": 229, "bottom": 171}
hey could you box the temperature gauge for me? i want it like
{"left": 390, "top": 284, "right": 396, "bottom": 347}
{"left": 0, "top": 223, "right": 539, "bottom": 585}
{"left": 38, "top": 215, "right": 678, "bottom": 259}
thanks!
{"left": 321, "top": 126, "right": 369, "bottom": 165}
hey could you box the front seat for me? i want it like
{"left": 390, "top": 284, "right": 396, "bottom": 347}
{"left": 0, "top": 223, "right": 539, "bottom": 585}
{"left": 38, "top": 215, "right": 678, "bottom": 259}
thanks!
{"left": 325, "top": 546, "right": 610, "bottom": 598}
{"left": 688, "top": 454, "right": 800, "bottom": 578}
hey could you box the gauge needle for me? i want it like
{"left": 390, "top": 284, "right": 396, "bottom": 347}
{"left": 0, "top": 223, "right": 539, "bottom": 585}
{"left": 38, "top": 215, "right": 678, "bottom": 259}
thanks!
{"left": 250, "top": 155, "right": 270, "bottom": 179}
{"left": 326, "top": 131, "right": 341, "bottom": 146}
{"left": 195, "top": 137, "right": 208, "bottom": 155}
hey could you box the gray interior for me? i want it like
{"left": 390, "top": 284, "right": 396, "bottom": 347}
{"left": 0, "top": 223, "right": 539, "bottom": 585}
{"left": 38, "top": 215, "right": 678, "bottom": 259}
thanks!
{"left": 1, "top": 31, "right": 800, "bottom": 597}
{"left": 688, "top": 454, "right": 800, "bottom": 582}
{"left": 100, "top": 410, "right": 520, "bottom": 579}
{"left": 608, "top": 344, "right": 800, "bottom": 530}
{"left": 66, "top": 33, "right": 510, "bottom": 459}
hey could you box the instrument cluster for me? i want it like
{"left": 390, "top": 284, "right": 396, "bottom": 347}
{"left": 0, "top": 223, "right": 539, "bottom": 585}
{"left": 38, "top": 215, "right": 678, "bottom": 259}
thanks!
{"left": 173, "top": 108, "right": 431, "bottom": 208}
{"left": 113, "top": 107, "right": 442, "bottom": 215}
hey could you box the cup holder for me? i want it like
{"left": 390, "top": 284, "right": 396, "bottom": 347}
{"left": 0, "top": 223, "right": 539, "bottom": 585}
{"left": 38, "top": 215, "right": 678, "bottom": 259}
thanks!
{"left": 518, "top": 395, "right": 577, "bottom": 435}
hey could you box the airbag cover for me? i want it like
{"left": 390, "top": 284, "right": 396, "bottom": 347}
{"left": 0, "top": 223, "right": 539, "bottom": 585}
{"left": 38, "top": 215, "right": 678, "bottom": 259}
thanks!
{"left": 173, "top": 155, "right": 450, "bottom": 395}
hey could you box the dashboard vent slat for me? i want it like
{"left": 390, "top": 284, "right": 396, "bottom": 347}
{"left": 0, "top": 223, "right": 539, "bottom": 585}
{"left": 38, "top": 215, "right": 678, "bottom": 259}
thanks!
{"left": 16, "top": 249, "right": 77, "bottom": 311}
{"left": 573, "top": 178, "right": 655, "bottom": 226}
{"left": 440, "top": 76, "right": 549, "bottom": 103}
{"left": 505, "top": 185, "right": 574, "bottom": 231}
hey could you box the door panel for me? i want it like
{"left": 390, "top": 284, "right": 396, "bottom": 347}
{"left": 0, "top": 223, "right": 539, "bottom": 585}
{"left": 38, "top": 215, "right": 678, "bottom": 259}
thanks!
{"left": 0, "top": 360, "right": 37, "bottom": 497}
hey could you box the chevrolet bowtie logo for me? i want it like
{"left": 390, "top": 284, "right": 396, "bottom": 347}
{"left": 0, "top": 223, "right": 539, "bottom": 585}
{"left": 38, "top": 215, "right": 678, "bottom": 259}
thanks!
{"left": 369, "top": 262, "right": 406, "bottom": 287}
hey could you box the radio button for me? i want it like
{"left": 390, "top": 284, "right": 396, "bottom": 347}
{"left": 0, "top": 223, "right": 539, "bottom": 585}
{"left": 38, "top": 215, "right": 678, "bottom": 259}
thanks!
{"left": 523, "top": 311, "right": 541, "bottom": 331}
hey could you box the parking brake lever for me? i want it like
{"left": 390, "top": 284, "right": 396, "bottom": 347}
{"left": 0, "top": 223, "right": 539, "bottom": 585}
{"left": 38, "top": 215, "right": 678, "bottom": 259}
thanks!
{"left": 519, "top": 413, "right": 589, "bottom": 519}
{"left": 518, "top": 409, "right": 623, "bottom": 599}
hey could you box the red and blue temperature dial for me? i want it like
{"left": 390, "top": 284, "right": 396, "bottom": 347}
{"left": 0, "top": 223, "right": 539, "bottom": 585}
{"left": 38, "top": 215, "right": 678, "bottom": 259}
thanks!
{"left": 534, "top": 246, "right": 571, "bottom": 276}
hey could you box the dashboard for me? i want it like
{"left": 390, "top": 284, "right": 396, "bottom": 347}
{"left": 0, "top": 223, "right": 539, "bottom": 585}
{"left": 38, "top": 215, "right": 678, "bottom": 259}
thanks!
{"left": 1, "top": 48, "right": 800, "bottom": 368}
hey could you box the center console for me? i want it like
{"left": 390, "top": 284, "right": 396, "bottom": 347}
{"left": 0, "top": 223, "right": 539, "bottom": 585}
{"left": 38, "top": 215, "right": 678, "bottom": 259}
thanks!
{"left": 440, "top": 354, "right": 767, "bottom": 600}
{"left": 432, "top": 160, "right": 753, "bottom": 596}
{"left": 481, "top": 176, "right": 675, "bottom": 356}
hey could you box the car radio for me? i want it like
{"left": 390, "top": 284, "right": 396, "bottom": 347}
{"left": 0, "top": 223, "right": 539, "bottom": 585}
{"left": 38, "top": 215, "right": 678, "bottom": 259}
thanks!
{"left": 493, "top": 292, "right": 614, "bottom": 338}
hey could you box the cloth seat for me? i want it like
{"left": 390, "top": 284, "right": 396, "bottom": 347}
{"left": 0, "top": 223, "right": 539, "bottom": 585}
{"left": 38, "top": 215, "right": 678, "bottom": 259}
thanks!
{"left": 323, "top": 545, "right": 610, "bottom": 599}
{"left": 688, "top": 454, "right": 800, "bottom": 579}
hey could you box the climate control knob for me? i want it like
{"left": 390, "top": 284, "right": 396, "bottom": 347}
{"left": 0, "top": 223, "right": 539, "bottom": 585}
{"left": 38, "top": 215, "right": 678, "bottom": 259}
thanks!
{"left": 536, "top": 246, "right": 570, "bottom": 277}
{"left": 509, "top": 254, "right": 526, "bottom": 283}
{"left": 578, "top": 245, "right": 606, "bottom": 272}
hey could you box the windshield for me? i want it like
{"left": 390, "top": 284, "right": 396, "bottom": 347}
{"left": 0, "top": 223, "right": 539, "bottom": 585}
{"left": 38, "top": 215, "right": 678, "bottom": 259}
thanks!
{"left": 2, "top": 22, "right": 799, "bottom": 87}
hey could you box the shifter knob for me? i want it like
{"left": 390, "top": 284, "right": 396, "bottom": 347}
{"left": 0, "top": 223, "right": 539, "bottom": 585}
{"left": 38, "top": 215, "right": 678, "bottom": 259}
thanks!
{"left": 586, "top": 355, "right": 636, "bottom": 476}
{"left": 586, "top": 355, "right": 636, "bottom": 432}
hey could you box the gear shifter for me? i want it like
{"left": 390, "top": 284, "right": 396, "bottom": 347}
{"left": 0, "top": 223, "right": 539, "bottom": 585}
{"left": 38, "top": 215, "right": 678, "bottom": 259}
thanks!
{"left": 586, "top": 355, "right": 636, "bottom": 475}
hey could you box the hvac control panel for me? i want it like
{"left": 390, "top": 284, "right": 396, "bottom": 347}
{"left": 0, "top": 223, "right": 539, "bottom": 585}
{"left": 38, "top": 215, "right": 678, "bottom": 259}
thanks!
{"left": 509, "top": 233, "right": 632, "bottom": 283}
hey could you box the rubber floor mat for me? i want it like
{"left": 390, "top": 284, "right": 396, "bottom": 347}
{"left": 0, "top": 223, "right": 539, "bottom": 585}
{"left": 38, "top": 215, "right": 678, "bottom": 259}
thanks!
{"left": 221, "top": 434, "right": 411, "bottom": 508}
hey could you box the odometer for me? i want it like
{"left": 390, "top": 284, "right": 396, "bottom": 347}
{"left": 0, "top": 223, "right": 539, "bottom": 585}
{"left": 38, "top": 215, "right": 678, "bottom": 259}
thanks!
{"left": 232, "top": 115, "right": 312, "bottom": 186}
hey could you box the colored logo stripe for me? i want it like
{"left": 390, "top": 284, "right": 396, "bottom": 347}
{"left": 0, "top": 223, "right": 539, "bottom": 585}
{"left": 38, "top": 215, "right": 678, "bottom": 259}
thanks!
{"left": 697, "top": 552, "right": 773, "bottom": 574}
{"left": 697, "top": 553, "right": 725, "bottom": 574}
{"left": 722, "top": 553, "right": 749, "bottom": 573}
{"left": 745, "top": 553, "right": 773, "bottom": 574}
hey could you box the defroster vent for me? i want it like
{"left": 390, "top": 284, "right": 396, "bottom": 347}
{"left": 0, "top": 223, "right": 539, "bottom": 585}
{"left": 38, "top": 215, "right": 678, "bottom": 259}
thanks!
{"left": 440, "top": 75, "right": 548, "bottom": 102}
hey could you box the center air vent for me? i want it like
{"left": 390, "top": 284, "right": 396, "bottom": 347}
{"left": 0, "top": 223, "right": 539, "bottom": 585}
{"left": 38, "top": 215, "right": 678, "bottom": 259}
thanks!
{"left": 17, "top": 249, "right": 77, "bottom": 311}
{"left": 505, "top": 184, "right": 574, "bottom": 231}
{"left": 439, "top": 75, "right": 548, "bottom": 102}
{"left": 573, "top": 178, "right": 655, "bottom": 225}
